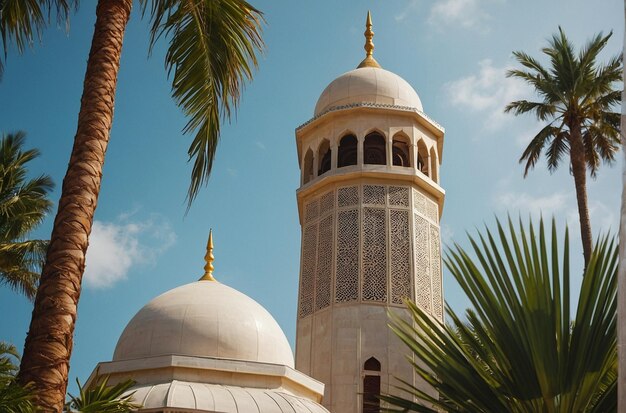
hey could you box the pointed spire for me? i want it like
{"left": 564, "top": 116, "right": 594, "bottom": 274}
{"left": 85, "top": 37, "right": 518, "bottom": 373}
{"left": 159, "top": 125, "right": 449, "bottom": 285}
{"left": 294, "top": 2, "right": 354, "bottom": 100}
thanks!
{"left": 357, "top": 11, "right": 381, "bottom": 69}
{"left": 199, "top": 229, "right": 216, "bottom": 281}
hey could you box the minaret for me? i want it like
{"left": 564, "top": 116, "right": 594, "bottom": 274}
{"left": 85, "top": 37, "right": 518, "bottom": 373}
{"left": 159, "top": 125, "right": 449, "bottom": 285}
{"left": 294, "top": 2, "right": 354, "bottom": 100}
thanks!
{"left": 294, "top": 12, "right": 445, "bottom": 413}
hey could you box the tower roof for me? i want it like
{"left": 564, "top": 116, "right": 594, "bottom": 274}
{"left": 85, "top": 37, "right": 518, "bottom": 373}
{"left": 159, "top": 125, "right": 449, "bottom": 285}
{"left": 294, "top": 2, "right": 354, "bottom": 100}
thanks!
{"left": 314, "top": 67, "right": 423, "bottom": 116}
{"left": 313, "top": 12, "right": 423, "bottom": 117}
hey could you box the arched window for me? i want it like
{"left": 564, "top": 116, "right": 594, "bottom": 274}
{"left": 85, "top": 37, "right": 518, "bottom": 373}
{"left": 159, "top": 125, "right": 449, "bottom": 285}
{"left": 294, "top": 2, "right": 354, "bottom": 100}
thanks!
{"left": 364, "top": 132, "right": 386, "bottom": 165}
{"left": 363, "top": 357, "right": 381, "bottom": 413}
{"left": 338, "top": 134, "right": 357, "bottom": 167}
{"left": 318, "top": 139, "right": 331, "bottom": 176}
{"left": 303, "top": 149, "right": 314, "bottom": 184}
{"left": 392, "top": 135, "right": 411, "bottom": 167}
{"left": 417, "top": 140, "right": 429, "bottom": 176}
{"left": 430, "top": 146, "right": 438, "bottom": 183}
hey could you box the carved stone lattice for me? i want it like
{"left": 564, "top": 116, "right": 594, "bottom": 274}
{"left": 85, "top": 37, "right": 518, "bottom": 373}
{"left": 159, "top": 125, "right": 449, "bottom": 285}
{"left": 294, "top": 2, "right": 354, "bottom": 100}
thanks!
{"left": 363, "top": 185, "right": 386, "bottom": 205}
{"left": 315, "top": 215, "right": 333, "bottom": 310}
{"left": 338, "top": 186, "right": 359, "bottom": 207}
{"left": 426, "top": 199, "right": 438, "bottom": 223}
{"left": 299, "top": 223, "right": 318, "bottom": 317}
{"left": 414, "top": 214, "right": 431, "bottom": 313}
{"left": 305, "top": 199, "right": 320, "bottom": 223}
{"left": 389, "top": 186, "right": 410, "bottom": 207}
{"left": 362, "top": 208, "right": 387, "bottom": 302}
{"left": 336, "top": 210, "right": 359, "bottom": 302}
{"left": 430, "top": 224, "right": 443, "bottom": 320}
{"left": 320, "top": 191, "right": 335, "bottom": 216}
{"left": 413, "top": 189, "right": 426, "bottom": 216}
{"left": 390, "top": 209, "right": 411, "bottom": 304}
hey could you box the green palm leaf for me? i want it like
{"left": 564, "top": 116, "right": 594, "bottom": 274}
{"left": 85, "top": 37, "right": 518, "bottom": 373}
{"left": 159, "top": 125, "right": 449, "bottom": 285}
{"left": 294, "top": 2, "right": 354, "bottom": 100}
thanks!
{"left": 0, "top": 132, "right": 53, "bottom": 299}
{"left": 141, "top": 0, "right": 264, "bottom": 206}
{"left": 383, "top": 218, "right": 617, "bottom": 413}
{"left": 64, "top": 375, "right": 139, "bottom": 413}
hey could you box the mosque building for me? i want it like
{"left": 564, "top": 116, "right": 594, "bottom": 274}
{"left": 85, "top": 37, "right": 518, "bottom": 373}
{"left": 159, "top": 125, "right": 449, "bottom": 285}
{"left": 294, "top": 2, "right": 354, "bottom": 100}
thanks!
{"left": 87, "top": 12, "right": 445, "bottom": 413}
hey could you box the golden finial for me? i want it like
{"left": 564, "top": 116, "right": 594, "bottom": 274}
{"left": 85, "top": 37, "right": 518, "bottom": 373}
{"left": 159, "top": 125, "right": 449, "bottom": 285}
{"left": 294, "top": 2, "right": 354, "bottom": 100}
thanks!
{"left": 357, "top": 11, "right": 382, "bottom": 69}
{"left": 199, "top": 229, "right": 216, "bottom": 281}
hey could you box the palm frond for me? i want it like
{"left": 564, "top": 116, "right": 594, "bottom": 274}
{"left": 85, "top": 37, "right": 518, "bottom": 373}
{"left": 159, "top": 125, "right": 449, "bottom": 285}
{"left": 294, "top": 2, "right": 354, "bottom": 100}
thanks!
{"left": 0, "top": 132, "right": 53, "bottom": 299}
{"left": 385, "top": 218, "right": 617, "bottom": 412}
{"left": 65, "top": 376, "right": 140, "bottom": 413}
{"left": 0, "top": 0, "right": 77, "bottom": 80}
{"left": 518, "top": 123, "right": 560, "bottom": 176}
{"left": 139, "top": 0, "right": 264, "bottom": 207}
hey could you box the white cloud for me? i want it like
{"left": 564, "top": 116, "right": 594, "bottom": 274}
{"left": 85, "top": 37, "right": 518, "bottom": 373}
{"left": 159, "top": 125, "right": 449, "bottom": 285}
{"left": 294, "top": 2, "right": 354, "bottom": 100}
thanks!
{"left": 428, "top": 0, "right": 490, "bottom": 31}
{"left": 395, "top": 0, "right": 421, "bottom": 22}
{"left": 495, "top": 190, "right": 569, "bottom": 217}
{"left": 444, "top": 59, "right": 530, "bottom": 131}
{"left": 83, "top": 214, "right": 176, "bottom": 289}
{"left": 255, "top": 141, "right": 266, "bottom": 150}
{"left": 493, "top": 190, "right": 617, "bottom": 237}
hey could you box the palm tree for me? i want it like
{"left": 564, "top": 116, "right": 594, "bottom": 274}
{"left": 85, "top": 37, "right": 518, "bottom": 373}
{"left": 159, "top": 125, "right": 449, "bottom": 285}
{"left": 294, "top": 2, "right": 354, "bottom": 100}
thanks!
{"left": 64, "top": 376, "right": 139, "bottom": 413}
{"left": 382, "top": 218, "right": 617, "bottom": 412}
{"left": 505, "top": 28, "right": 621, "bottom": 266}
{"left": 4, "top": 1, "right": 264, "bottom": 410}
{"left": 0, "top": 132, "right": 54, "bottom": 300}
{"left": 0, "top": 342, "right": 36, "bottom": 413}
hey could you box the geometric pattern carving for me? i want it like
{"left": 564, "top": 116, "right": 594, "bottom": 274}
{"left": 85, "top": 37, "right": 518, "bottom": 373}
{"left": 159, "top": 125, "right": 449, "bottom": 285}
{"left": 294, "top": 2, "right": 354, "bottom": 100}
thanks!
{"left": 362, "top": 208, "right": 387, "bottom": 302}
{"left": 426, "top": 199, "right": 438, "bottom": 223}
{"left": 414, "top": 214, "right": 431, "bottom": 313}
{"left": 305, "top": 199, "right": 320, "bottom": 223}
{"left": 336, "top": 209, "right": 359, "bottom": 302}
{"left": 363, "top": 185, "right": 386, "bottom": 205}
{"left": 315, "top": 215, "right": 333, "bottom": 310}
{"left": 430, "top": 224, "right": 443, "bottom": 320}
{"left": 320, "top": 190, "right": 335, "bottom": 216}
{"left": 390, "top": 209, "right": 411, "bottom": 304}
{"left": 299, "top": 223, "right": 318, "bottom": 317}
{"left": 413, "top": 189, "right": 426, "bottom": 216}
{"left": 338, "top": 186, "right": 359, "bottom": 207}
{"left": 389, "top": 186, "right": 410, "bottom": 207}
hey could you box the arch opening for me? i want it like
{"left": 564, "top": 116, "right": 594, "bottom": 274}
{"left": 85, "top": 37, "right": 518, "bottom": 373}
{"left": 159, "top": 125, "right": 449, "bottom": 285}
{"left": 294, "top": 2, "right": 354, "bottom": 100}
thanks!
{"left": 430, "top": 146, "right": 438, "bottom": 183}
{"left": 338, "top": 134, "right": 358, "bottom": 168}
{"left": 363, "top": 357, "right": 381, "bottom": 413}
{"left": 392, "top": 135, "right": 411, "bottom": 167}
{"left": 364, "top": 133, "right": 386, "bottom": 165}
{"left": 318, "top": 139, "right": 331, "bottom": 176}
{"left": 417, "top": 140, "right": 429, "bottom": 176}
{"left": 303, "top": 149, "right": 314, "bottom": 184}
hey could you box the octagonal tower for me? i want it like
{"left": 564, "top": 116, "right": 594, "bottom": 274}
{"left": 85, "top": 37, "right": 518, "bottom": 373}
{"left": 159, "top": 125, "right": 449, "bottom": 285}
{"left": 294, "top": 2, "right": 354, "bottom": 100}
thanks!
{"left": 294, "top": 13, "right": 446, "bottom": 413}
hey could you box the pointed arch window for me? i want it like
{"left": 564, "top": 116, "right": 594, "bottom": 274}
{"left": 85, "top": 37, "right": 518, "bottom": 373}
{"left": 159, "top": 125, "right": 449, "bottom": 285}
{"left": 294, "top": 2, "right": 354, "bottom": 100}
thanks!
{"left": 303, "top": 149, "right": 314, "bottom": 184}
{"left": 364, "top": 133, "right": 386, "bottom": 165}
{"left": 338, "top": 134, "right": 357, "bottom": 167}
{"left": 416, "top": 140, "right": 429, "bottom": 176}
{"left": 392, "top": 135, "right": 411, "bottom": 167}
{"left": 363, "top": 357, "right": 381, "bottom": 413}
{"left": 318, "top": 139, "right": 331, "bottom": 176}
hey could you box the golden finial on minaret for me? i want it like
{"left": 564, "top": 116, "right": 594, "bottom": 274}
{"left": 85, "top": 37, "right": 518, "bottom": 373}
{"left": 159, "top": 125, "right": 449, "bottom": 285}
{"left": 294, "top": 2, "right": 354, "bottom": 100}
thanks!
{"left": 357, "top": 11, "right": 382, "bottom": 69}
{"left": 199, "top": 229, "right": 216, "bottom": 281}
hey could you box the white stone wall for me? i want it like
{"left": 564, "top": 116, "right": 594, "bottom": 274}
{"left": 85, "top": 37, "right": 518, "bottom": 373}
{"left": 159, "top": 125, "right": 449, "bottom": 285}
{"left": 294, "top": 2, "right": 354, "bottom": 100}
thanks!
{"left": 296, "top": 180, "right": 443, "bottom": 413}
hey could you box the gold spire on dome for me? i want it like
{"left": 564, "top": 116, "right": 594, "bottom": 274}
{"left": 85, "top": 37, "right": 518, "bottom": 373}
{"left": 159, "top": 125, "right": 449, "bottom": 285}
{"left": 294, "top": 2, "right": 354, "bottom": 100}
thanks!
{"left": 199, "top": 229, "right": 216, "bottom": 281}
{"left": 357, "top": 11, "right": 382, "bottom": 69}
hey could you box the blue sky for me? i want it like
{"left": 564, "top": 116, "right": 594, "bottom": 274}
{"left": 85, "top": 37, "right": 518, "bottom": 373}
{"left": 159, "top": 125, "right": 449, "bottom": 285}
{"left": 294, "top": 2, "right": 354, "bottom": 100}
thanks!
{"left": 0, "top": 0, "right": 623, "bottom": 395}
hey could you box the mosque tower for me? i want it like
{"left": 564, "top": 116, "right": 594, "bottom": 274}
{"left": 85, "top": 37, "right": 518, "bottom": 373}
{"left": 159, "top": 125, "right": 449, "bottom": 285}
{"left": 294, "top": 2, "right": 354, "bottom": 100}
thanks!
{"left": 294, "top": 12, "right": 445, "bottom": 413}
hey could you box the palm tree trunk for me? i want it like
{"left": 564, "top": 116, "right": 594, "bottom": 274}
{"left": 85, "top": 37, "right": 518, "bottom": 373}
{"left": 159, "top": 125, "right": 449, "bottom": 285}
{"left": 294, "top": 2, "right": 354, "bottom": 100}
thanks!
{"left": 17, "top": 0, "right": 132, "bottom": 410}
{"left": 569, "top": 126, "right": 593, "bottom": 267}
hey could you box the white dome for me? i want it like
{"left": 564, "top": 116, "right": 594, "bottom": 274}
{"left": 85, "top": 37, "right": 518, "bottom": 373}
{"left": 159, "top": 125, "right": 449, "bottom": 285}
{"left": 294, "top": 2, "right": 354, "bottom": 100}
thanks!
{"left": 314, "top": 67, "right": 423, "bottom": 116}
{"left": 113, "top": 281, "right": 294, "bottom": 367}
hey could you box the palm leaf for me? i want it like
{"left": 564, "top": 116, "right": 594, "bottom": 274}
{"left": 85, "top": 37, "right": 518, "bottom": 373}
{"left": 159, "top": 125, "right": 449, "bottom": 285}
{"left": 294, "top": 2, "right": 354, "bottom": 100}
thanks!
{"left": 140, "top": 0, "right": 264, "bottom": 207}
{"left": 65, "top": 375, "right": 140, "bottom": 413}
{"left": 384, "top": 218, "right": 617, "bottom": 412}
